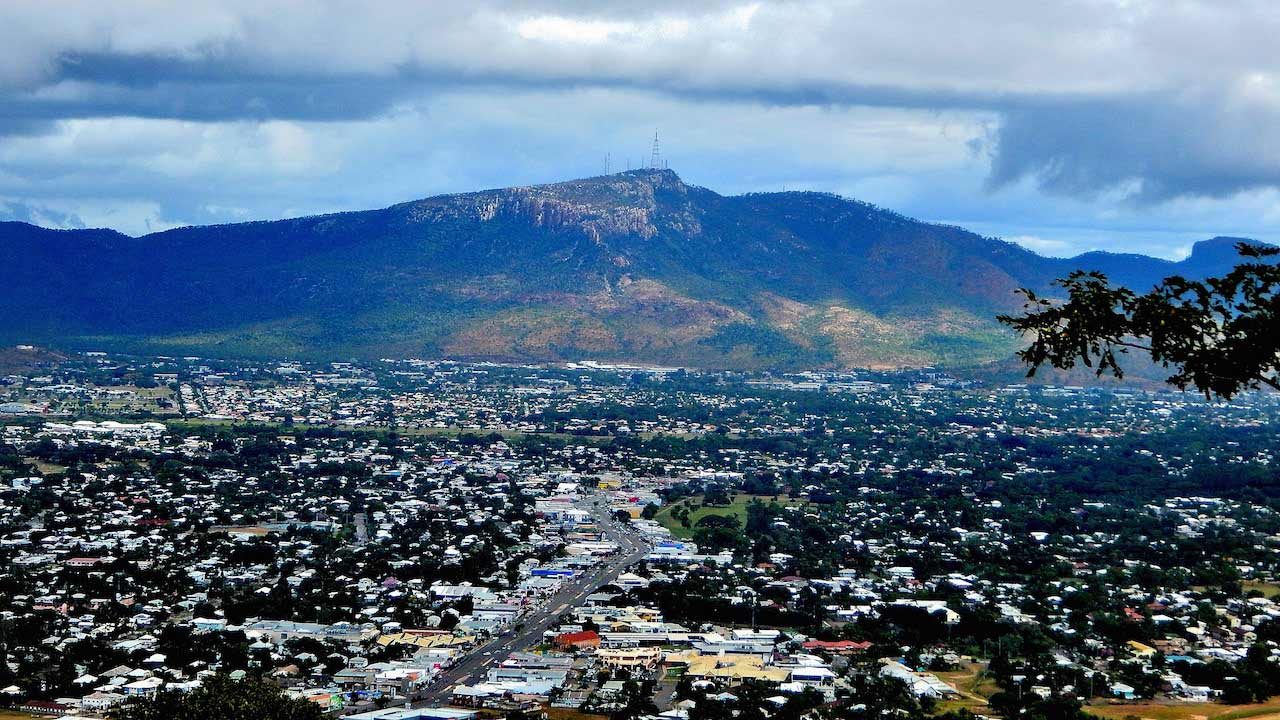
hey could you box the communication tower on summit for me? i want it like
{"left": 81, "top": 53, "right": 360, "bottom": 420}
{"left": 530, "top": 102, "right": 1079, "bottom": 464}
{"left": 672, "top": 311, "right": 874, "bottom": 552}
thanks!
{"left": 650, "top": 131, "right": 662, "bottom": 169}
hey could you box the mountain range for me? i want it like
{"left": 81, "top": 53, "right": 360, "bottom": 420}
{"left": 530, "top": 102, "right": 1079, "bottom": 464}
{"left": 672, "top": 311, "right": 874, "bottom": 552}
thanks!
{"left": 0, "top": 169, "right": 1257, "bottom": 370}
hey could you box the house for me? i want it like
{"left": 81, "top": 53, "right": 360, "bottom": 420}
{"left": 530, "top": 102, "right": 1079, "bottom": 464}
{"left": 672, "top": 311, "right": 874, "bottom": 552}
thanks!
{"left": 346, "top": 708, "right": 479, "bottom": 720}
{"left": 669, "top": 652, "right": 790, "bottom": 685}
{"left": 1111, "top": 682, "right": 1137, "bottom": 700}
{"left": 788, "top": 666, "right": 836, "bottom": 688}
{"left": 614, "top": 572, "right": 649, "bottom": 590}
{"left": 192, "top": 617, "right": 227, "bottom": 633}
{"left": 879, "top": 660, "right": 959, "bottom": 699}
{"left": 471, "top": 603, "right": 522, "bottom": 622}
{"left": 122, "top": 676, "right": 164, "bottom": 697}
{"left": 334, "top": 667, "right": 375, "bottom": 690}
{"left": 1126, "top": 640, "right": 1157, "bottom": 658}
{"left": 802, "top": 639, "right": 871, "bottom": 654}
{"left": 553, "top": 630, "right": 600, "bottom": 650}
{"left": 81, "top": 691, "right": 126, "bottom": 712}
{"left": 598, "top": 680, "right": 628, "bottom": 697}
{"left": 20, "top": 700, "right": 71, "bottom": 716}
{"left": 597, "top": 647, "right": 664, "bottom": 671}
{"left": 244, "top": 619, "right": 376, "bottom": 644}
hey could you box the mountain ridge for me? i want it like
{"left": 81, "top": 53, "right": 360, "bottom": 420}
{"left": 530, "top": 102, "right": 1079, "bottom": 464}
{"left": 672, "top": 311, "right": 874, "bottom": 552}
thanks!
{"left": 1, "top": 169, "right": 1264, "bottom": 370}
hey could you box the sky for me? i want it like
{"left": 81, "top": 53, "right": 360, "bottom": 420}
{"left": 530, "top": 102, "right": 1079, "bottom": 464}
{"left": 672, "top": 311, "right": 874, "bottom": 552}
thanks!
{"left": 2, "top": 1, "right": 1280, "bottom": 259}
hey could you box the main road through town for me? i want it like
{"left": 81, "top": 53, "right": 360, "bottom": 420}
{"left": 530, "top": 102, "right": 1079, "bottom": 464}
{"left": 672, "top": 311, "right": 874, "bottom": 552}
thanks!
{"left": 411, "top": 495, "right": 650, "bottom": 707}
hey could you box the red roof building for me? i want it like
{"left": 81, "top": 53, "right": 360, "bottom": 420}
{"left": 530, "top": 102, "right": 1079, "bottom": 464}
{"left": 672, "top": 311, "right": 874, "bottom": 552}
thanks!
{"left": 801, "top": 640, "right": 872, "bottom": 654}
{"left": 553, "top": 630, "right": 601, "bottom": 650}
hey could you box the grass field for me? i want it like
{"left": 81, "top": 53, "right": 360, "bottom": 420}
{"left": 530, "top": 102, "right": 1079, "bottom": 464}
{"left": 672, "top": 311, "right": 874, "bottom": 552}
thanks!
{"left": 1084, "top": 699, "right": 1280, "bottom": 720}
{"left": 544, "top": 707, "right": 605, "bottom": 720}
{"left": 22, "top": 458, "right": 65, "bottom": 475}
{"left": 1243, "top": 580, "right": 1280, "bottom": 598}
{"left": 120, "top": 384, "right": 176, "bottom": 399}
{"left": 653, "top": 493, "right": 797, "bottom": 539}
{"left": 933, "top": 662, "right": 999, "bottom": 715}
{"left": 926, "top": 665, "right": 1280, "bottom": 720}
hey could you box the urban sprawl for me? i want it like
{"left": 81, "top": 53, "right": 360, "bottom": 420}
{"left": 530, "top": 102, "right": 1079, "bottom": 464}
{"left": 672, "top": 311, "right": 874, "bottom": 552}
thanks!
{"left": 1, "top": 349, "right": 1278, "bottom": 720}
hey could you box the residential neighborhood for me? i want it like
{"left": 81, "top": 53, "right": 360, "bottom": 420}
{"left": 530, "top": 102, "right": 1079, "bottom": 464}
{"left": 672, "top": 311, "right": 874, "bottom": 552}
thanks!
{"left": 0, "top": 350, "right": 1277, "bottom": 719}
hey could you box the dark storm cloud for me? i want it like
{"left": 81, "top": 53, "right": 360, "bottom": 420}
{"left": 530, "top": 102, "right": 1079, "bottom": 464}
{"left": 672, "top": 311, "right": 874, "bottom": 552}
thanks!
{"left": 16, "top": 47, "right": 990, "bottom": 123}
{"left": 4, "top": 74, "right": 408, "bottom": 124}
{"left": 2, "top": 0, "right": 1279, "bottom": 239}
{"left": 986, "top": 90, "right": 1280, "bottom": 203}
{"left": 0, "top": 117, "right": 54, "bottom": 137}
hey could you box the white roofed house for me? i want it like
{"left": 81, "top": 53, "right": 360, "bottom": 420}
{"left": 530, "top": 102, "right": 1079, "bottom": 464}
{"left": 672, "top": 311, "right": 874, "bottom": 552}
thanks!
{"left": 191, "top": 616, "right": 227, "bottom": 633}
{"left": 122, "top": 676, "right": 164, "bottom": 698}
{"left": 429, "top": 583, "right": 498, "bottom": 602}
{"left": 879, "top": 659, "right": 959, "bottom": 699}
{"left": 784, "top": 665, "right": 838, "bottom": 700}
{"left": 80, "top": 691, "right": 126, "bottom": 712}
{"left": 614, "top": 572, "right": 649, "bottom": 590}
{"left": 471, "top": 602, "right": 522, "bottom": 623}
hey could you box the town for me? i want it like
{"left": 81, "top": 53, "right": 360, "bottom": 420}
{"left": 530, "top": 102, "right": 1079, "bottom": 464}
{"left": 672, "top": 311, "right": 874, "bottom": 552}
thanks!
{"left": 1, "top": 348, "right": 1278, "bottom": 720}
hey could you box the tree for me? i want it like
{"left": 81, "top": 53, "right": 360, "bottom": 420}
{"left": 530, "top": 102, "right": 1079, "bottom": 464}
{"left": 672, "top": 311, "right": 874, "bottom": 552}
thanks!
{"left": 692, "top": 513, "right": 742, "bottom": 552}
{"left": 609, "top": 679, "right": 658, "bottom": 720}
{"left": 115, "top": 673, "right": 324, "bottom": 720}
{"left": 999, "top": 243, "right": 1279, "bottom": 399}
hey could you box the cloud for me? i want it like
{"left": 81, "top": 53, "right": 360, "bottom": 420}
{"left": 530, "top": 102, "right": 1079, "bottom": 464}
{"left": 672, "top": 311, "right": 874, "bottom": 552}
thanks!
{"left": 2, "top": 0, "right": 1278, "bottom": 203}
{"left": 0, "top": 199, "right": 85, "bottom": 228}
{"left": 1004, "top": 234, "right": 1073, "bottom": 256}
{"left": 0, "top": 87, "right": 989, "bottom": 236}
{"left": 1, "top": 1, "right": 1279, "bottom": 249}
{"left": 985, "top": 80, "right": 1280, "bottom": 203}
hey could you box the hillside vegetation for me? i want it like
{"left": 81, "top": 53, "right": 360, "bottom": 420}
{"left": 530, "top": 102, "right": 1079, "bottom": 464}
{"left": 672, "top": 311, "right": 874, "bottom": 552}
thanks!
{"left": 0, "top": 170, "right": 1255, "bottom": 369}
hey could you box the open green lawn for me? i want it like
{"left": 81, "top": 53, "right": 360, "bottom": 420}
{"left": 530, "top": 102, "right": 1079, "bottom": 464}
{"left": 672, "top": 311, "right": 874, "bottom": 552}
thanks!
{"left": 1243, "top": 580, "right": 1280, "bottom": 598}
{"left": 21, "top": 458, "right": 65, "bottom": 475}
{"left": 544, "top": 707, "right": 606, "bottom": 720}
{"left": 654, "top": 493, "right": 798, "bottom": 539}
{"left": 933, "top": 662, "right": 999, "bottom": 715}
{"left": 1084, "top": 699, "right": 1280, "bottom": 720}
{"left": 930, "top": 664, "right": 1280, "bottom": 720}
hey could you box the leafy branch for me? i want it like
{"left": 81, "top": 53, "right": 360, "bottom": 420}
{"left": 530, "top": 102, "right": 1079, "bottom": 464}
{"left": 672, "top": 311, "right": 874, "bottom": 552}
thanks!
{"left": 998, "top": 243, "right": 1280, "bottom": 399}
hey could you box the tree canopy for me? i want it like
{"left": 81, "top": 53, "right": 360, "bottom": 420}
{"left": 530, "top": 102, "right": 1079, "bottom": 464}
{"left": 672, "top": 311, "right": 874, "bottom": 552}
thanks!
{"left": 999, "top": 243, "right": 1280, "bottom": 399}
{"left": 115, "top": 674, "right": 324, "bottom": 720}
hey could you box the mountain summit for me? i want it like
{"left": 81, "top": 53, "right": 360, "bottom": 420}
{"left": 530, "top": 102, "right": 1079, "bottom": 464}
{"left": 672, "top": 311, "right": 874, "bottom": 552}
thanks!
{"left": 0, "top": 170, "right": 1254, "bottom": 369}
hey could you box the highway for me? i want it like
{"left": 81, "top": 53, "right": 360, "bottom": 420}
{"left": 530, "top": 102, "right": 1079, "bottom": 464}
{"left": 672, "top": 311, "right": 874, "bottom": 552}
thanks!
{"left": 412, "top": 495, "right": 648, "bottom": 707}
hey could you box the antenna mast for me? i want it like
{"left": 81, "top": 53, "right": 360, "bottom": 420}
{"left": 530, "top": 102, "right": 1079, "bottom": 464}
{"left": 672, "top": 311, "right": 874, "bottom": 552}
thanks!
{"left": 649, "top": 132, "right": 661, "bottom": 169}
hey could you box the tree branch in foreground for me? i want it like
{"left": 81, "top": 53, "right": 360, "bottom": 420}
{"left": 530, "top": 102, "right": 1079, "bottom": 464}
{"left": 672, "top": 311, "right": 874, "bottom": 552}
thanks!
{"left": 998, "top": 243, "right": 1280, "bottom": 400}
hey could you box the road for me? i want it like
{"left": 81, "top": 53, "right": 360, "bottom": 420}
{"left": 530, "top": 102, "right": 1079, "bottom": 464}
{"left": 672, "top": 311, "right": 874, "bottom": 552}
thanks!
{"left": 412, "top": 495, "right": 648, "bottom": 707}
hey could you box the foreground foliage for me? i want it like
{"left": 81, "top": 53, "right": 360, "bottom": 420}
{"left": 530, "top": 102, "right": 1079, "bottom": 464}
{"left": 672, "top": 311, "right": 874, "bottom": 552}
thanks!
{"left": 1000, "top": 243, "right": 1280, "bottom": 399}
{"left": 115, "top": 674, "right": 322, "bottom": 720}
